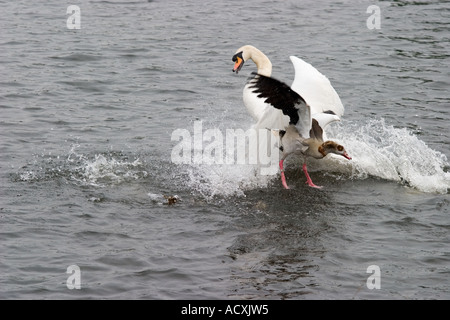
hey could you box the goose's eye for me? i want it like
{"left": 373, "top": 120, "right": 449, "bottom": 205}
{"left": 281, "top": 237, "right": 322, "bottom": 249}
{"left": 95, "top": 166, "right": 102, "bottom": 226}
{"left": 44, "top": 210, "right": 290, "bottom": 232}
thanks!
{"left": 337, "top": 145, "right": 344, "bottom": 152}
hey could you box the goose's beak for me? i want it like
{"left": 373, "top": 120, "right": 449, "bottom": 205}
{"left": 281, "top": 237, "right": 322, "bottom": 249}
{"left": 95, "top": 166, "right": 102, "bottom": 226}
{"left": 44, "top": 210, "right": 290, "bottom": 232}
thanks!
{"left": 343, "top": 152, "right": 352, "bottom": 160}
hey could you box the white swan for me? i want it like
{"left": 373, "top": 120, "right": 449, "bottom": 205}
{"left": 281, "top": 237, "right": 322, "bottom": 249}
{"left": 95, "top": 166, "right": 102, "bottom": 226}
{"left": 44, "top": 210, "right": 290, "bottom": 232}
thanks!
{"left": 232, "top": 45, "right": 351, "bottom": 188}
{"left": 232, "top": 45, "right": 344, "bottom": 130}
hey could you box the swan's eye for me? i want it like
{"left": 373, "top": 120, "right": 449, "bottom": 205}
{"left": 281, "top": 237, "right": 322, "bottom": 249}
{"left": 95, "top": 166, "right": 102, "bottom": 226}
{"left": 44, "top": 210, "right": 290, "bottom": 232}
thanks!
{"left": 232, "top": 51, "right": 243, "bottom": 62}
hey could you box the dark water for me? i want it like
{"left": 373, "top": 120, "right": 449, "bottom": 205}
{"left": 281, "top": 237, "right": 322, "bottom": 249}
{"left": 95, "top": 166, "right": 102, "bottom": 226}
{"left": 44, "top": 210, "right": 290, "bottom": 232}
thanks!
{"left": 1, "top": 0, "right": 449, "bottom": 300}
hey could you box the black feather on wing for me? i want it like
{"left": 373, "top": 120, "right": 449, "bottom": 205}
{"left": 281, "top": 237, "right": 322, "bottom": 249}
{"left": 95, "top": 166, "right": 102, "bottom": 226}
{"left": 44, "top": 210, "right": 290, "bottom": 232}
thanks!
{"left": 247, "top": 72, "right": 307, "bottom": 125}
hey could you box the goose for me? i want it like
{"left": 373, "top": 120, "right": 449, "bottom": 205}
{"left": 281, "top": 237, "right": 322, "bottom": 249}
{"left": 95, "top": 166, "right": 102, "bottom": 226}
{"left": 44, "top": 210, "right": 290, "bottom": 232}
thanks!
{"left": 232, "top": 45, "right": 351, "bottom": 188}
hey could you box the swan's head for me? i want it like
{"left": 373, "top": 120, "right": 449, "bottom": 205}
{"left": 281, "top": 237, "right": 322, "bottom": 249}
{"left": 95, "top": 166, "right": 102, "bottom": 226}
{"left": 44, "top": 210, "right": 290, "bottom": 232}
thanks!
{"left": 232, "top": 45, "right": 256, "bottom": 74}
{"left": 232, "top": 51, "right": 245, "bottom": 74}
{"left": 232, "top": 45, "right": 272, "bottom": 77}
{"left": 320, "top": 141, "right": 352, "bottom": 160}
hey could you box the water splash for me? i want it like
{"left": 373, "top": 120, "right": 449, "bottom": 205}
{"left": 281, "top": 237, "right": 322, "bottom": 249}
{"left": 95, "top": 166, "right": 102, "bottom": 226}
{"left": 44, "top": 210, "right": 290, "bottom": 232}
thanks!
{"left": 14, "top": 145, "right": 148, "bottom": 187}
{"left": 315, "top": 118, "right": 449, "bottom": 194}
{"left": 175, "top": 118, "right": 450, "bottom": 198}
{"left": 69, "top": 153, "right": 147, "bottom": 187}
{"left": 14, "top": 120, "right": 449, "bottom": 196}
{"left": 183, "top": 163, "right": 274, "bottom": 199}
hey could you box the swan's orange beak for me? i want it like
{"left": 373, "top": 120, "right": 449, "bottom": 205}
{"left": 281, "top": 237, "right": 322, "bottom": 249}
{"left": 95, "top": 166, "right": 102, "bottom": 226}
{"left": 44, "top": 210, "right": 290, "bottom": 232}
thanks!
{"left": 233, "top": 57, "right": 244, "bottom": 73}
{"left": 232, "top": 51, "right": 244, "bottom": 74}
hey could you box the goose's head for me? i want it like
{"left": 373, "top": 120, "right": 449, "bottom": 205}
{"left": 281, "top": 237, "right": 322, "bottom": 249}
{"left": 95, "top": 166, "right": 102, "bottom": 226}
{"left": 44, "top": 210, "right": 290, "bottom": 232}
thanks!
{"left": 319, "top": 141, "right": 352, "bottom": 160}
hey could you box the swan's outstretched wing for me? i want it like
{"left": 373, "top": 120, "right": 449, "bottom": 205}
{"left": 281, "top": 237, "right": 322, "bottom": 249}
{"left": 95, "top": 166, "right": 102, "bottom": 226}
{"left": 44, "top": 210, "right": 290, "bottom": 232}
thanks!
{"left": 290, "top": 56, "right": 344, "bottom": 117}
{"left": 247, "top": 73, "right": 311, "bottom": 138}
{"left": 312, "top": 111, "right": 341, "bottom": 141}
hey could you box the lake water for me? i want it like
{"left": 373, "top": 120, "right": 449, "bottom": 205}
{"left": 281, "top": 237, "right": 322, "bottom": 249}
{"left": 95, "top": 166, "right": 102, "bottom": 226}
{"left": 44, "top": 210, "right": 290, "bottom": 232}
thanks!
{"left": 1, "top": 0, "right": 449, "bottom": 300}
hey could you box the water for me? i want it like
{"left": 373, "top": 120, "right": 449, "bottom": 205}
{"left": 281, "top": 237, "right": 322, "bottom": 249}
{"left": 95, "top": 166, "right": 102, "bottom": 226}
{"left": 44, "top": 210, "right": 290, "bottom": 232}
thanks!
{"left": 1, "top": 0, "right": 449, "bottom": 300}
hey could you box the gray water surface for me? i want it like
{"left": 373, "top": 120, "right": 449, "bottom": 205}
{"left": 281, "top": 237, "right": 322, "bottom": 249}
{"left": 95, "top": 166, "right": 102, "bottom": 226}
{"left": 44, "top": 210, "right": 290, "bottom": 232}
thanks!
{"left": 1, "top": 0, "right": 449, "bottom": 299}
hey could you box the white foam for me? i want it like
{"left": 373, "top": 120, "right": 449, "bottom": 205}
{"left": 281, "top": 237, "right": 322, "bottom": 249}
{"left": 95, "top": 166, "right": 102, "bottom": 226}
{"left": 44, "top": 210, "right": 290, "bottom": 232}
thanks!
{"left": 18, "top": 170, "right": 38, "bottom": 182}
{"left": 176, "top": 118, "right": 450, "bottom": 197}
{"left": 325, "top": 118, "right": 450, "bottom": 194}
{"left": 67, "top": 149, "right": 148, "bottom": 187}
{"left": 184, "top": 163, "right": 274, "bottom": 200}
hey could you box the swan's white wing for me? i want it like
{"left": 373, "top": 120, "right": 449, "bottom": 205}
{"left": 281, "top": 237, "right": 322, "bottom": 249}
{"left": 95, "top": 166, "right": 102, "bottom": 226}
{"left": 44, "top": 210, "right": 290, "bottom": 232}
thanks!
{"left": 312, "top": 112, "right": 340, "bottom": 129}
{"left": 312, "top": 111, "right": 341, "bottom": 141}
{"left": 290, "top": 56, "right": 344, "bottom": 117}
{"left": 247, "top": 73, "right": 311, "bottom": 138}
{"left": 243, "top": 82, "right": 277, "bottom": 124}
{"left": 253, "top": 105, "right": 289, "bottom": 131}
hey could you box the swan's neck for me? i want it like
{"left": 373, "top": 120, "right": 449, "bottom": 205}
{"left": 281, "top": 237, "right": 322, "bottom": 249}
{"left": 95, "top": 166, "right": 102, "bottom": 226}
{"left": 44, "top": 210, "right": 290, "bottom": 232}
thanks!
{"left": 247, "top": 47, "right": 272, "bottom": 77}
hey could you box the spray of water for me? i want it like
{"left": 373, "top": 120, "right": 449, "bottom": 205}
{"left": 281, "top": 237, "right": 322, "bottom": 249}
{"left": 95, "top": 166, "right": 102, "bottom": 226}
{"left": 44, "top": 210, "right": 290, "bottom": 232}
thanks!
{"left": 16, "top": 144, "right": 148, "bottom": 187}
{"left": 14, "top": 119, "right": 449, "bottom": 198}
{"left": 328, "top": 118, "right": 450, "bottom": 194}
{"left": 177, "top": 118, "right": 450, "bottom": 198}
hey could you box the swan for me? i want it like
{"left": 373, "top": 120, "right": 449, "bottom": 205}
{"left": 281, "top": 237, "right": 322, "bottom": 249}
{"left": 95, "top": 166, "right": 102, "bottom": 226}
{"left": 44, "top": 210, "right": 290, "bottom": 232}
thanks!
{"left": 232, "top": 45, "right": 344, "bottom": 130}
{"left": 232, "top": 45, "right": 351, "bottom": 188}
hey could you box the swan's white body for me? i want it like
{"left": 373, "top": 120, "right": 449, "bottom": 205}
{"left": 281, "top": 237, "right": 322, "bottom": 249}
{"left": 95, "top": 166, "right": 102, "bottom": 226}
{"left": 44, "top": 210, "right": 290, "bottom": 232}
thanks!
{"left": 235, "top": 45, "right": 343, "bottom": 134}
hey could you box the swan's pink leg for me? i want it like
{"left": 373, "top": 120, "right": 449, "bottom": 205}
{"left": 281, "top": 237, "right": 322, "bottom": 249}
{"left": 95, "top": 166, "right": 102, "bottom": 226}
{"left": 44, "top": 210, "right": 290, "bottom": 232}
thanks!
{"left": 303, "top": 163, "right": 322, "bottom": 189}
{"left": 279, "top": 159, "right": 289, "bottom": 189}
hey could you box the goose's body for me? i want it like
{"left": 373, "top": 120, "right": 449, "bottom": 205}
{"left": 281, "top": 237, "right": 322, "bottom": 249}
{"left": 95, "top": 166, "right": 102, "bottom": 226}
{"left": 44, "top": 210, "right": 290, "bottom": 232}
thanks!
{"left": 232, "top": 45, "right": 351, "bottom": 189}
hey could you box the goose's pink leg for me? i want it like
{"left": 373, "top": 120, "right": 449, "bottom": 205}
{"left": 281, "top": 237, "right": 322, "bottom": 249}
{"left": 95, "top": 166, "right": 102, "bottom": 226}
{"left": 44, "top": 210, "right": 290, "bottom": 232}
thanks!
{"left": 303, "top": 163, "right": 322, "bottom": 189}
{"left": 279, "top": 159, "right": 289, "bottom": 189}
